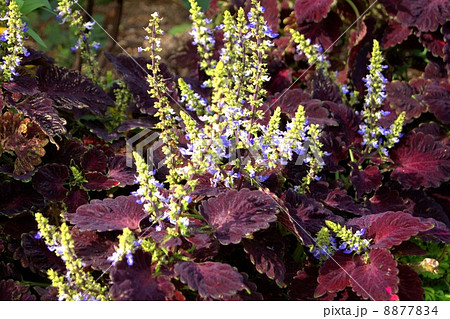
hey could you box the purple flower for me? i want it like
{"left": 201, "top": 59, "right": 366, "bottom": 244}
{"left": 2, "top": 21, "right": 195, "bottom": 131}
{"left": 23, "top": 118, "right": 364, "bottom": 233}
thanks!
{"left": 84, "top": 21, "right": 95, "bottom": 30}
{"left": 34, "top": 232, "right": 42, "bottom": 240}
{"left": 184, "top": 195, "right": 192, "bottom": 204}
{"left": 355, "top": 228, "right": 365, "bottom": 237}
{"left": 341, "top": 85, "right": 349, "bottom": 94}
{"left": 92, "top": 42, "right": 101, "bottom": 51}
{"left": 126, "top": 252, "right": 134, "bottom": 266}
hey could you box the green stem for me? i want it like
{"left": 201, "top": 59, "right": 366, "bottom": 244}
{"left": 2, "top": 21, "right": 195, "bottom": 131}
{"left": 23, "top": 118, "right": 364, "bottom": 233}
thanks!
{"left": 345, "top": 0, "right": 360, "bottom": 18}
{"left": 349, "top": 148, "right": 355, "bottom": 163}
{"left": 19, "top": 281, "right": 49, "bottom": 287}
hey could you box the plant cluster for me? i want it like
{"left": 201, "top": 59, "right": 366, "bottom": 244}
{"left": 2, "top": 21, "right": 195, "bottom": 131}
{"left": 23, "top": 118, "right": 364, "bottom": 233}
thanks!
{"left": 0, "top": 0, "right": 449, "bottom": 301}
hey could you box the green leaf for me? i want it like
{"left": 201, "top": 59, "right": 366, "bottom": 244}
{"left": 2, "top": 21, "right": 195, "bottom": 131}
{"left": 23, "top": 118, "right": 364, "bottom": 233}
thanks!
{"left": 20, "top": 0, "right": 51, "bottom": 16}
{"left": 168, "top": 23, "right": 191, "bottom": 36}
{"left": 26, "top": 28, "right": 47, "bottom": 49}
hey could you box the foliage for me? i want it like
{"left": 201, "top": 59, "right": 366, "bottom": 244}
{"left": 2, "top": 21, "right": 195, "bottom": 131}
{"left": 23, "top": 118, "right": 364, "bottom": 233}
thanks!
{"left": 0, "top": 0, "right": 449, "bottom": 301}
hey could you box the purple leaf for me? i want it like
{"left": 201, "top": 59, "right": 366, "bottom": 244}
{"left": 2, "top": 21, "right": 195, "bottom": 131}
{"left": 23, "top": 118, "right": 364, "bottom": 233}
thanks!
{"left": 67, "top": 195, "right": 147, "bottom": 231}
{"left": 424, "top": 83, "right": 450, "bottom": 124}
{"left": 83, "top": 172, "right": 120, "bottom": 190}
{"left": 367, "top": 211, "right": 434, "bottom": 249}
{"left": 32, "top": 163, "right": 69, "bottom": 202}
{"left": 315, "top": 252, "right": 359, "bottom": 297}
{"left": 419, "top": 31, "right": 445, "bottom": 58}
{"left": 0, "top": 280, "right": 36, "bottom": 301}
{"left": 397, "top": 0, "right": 450, "bottom": 32}
{"left": 37, "top": 65, "right": 112, "bottom": 116}
{"left": 81, "top": 147, "right": 107, "bottom": 172}
{"left": 351, "top": 165, "right": 383, "bottom": 198}
{"left": 110, "top": 249, "right": 178, "bottom": 300}
{"left": 64, "top": 187, "right": 89, "bottom": 214}
{"left": 2, "top": 75, "right": 39, "bottom": 95}
{"left": 199, "top": 189, "right": 278, "bottom": 245}
{"left": 21, "top": 232, "right": 65, "bottom": 274}
{"left": 281, "top": 190, "right": 344, "bottom": 245}
{"left": 368, "top": 187, "right": 409, "bottom": 214}
{"left": 71, "top": 227, "right": 116, "bottom": 271}
{"left": 350, "top": 249, "right": 399, "bottom": 301}
{"left": 15, "top": 95, "right": 67, "bottom": 140}
{"left": 107, "top": 155, "right": 136, "bottom": 186}
{"left": 391, "top": 132, "right": 450, "bottom": 188}
{"left": 297, "top": 12, "right": 343, "bottom": 52}
{"left": 174, "top": 261, "right": 247, "bottom": 299}
{"left": 0, "top": 181, "right": 45, "bottom": 217}
{"left": 386, "top": 79, "right": 427, "bottom": 120}
{"left": 382, "top": 20, "right": 412, "bottom": 48}
{"left": 294, "top": 0, "right": 333, "bottom": 23}
{"left": 184, "top": 233, "right": 220, "bottom": 262}
{"left": 397, "top": 264, "right": 424, "bottom": 301}
{"left": 242, "top": 231, "right": 286, "bottom": 287}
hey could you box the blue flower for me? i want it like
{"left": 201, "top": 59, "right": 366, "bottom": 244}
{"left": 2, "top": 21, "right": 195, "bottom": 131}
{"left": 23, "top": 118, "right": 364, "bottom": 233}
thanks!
{"left": 84, "top": 21, "right": 95, "bottom": 30}
{"left": 34, "top": 232, "right": 42, "bottom": 240}
{"left": 92, "top": 42, "right": 101, "bottom": 51}
{"left": 126, "top": 252, "right": 134, "bottom": 266}
{"left": 355, "top": 228, "right": 365, "bottom": 237}
{"left": 341, "top": 85, "right": 349, "bottom": 94}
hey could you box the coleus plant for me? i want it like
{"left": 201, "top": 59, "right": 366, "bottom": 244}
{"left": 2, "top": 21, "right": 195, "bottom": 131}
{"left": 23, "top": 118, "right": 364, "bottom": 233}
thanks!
{"left": 0, "top": 0, "right": 449, "bottom": 301}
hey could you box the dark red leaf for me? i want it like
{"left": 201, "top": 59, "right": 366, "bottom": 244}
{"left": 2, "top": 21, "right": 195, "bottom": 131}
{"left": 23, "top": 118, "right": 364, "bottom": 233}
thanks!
{"left": 397, "top": 264, "right": 424, "bottom": 301}
{"left": 297, "top": 12, "right": 343, "bottom": 51}
{"left": 107, "top": 155, "right": 137, "bottom": 186}
{"left": 281, "top": 189, "right": 344, "bottom": 245}
{"left": 397, "top": 0, "right": 450, "bottom": 32}
{"left": 290, "top": 266, "right": 336, "bottom": 300}
{"left": 386, "top": 79, "right": 427, "bottom": 120}
{"left": 174, "top": 261, "right": 247, "bottom": 299}
{"left": 71, "top": 228, "right": 116, "bottom": 271}
{"left": 391, "top": 241, "right": 427, "bottom": 257}
{"left": 294, "top": 0, "right": 333, "bottom": 23}
{"left": 32, "top": 163, "right": 69, "bottom": 202}
{"left": 83, "top": 172, "right": 120, "bottom": 190}
{"left": 351, "top": 165, "right": 383, "bottom": 198}
{"left": 199, "top": 189, "right": 278, "bottom": 245}
{"left": 110, "top": 249, "right": 177, "bottom": 300}
{"left": 419, "top": 31, "right": 445, "bottom": 57}
{"left": 184, "top": 232, "right": 220, "bottom": 262}
{"left": 81, "top": 147, "right": 107, "bottom": 172}
{"left": 15, "top": 95, "right": 67, "bottom": 141}
{"left": 64, "top": 187, "right": 89, "bottom": 214}
{"left": 242, "top": 231, "right": 286, "bottom": 286}
{"left": 382, "top": 20, "right": 412, "bottom": 48}
{"left": 0, "top": 280, "right": 36, "bottom": 301}
{"left": 312, "top": 71, "right": 342, "bottom": 103}
{"left": 391, "top": 132, "right": 450, "bottom": 188}
{"left": 0, "top": 181, "right": 45, "bottom": 217}
{"left": 424, "top": 83, "right": 450, "bottom": 124}
{"left": 37, "top": 65, "right": 111, "bottom": 116}
{"left": 368, "top": 211, "right": 434, "bottom": 249}
{"left": 2, "top": 75, "right": 39, "bottom": 95}
{"left": 67, "top": 195, "right": 147, "bottom": 231}
{"left": 315, "top": 252, "right": 359, "bottom": 297}
{"left": 350, "top": 249, "right": 399, "bottom": 301}
{"left": 368, "top": 187, "right": 409, "bottom": 214}
{"left": 324, "top": 188, "right": 368, "bottom": 215}
{"left": 21, "top": 232, "right": 65, "bottom": 274}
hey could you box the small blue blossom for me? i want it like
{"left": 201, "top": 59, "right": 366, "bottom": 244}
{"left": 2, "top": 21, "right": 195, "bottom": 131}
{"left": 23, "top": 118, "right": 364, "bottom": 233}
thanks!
{"left": 92, "top": 42, "right": 101, "bottom": 51}
{"left": 126, "top": 252, "right": 134, "bottom": 266}
{"left": 84, "top": 21, "right": 95, "bottom": 30}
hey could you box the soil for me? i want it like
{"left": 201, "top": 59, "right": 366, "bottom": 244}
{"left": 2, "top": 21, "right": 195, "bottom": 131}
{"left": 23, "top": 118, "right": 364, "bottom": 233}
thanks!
{"left": 95, "top": 0, "right": 192, "bottom": 74}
